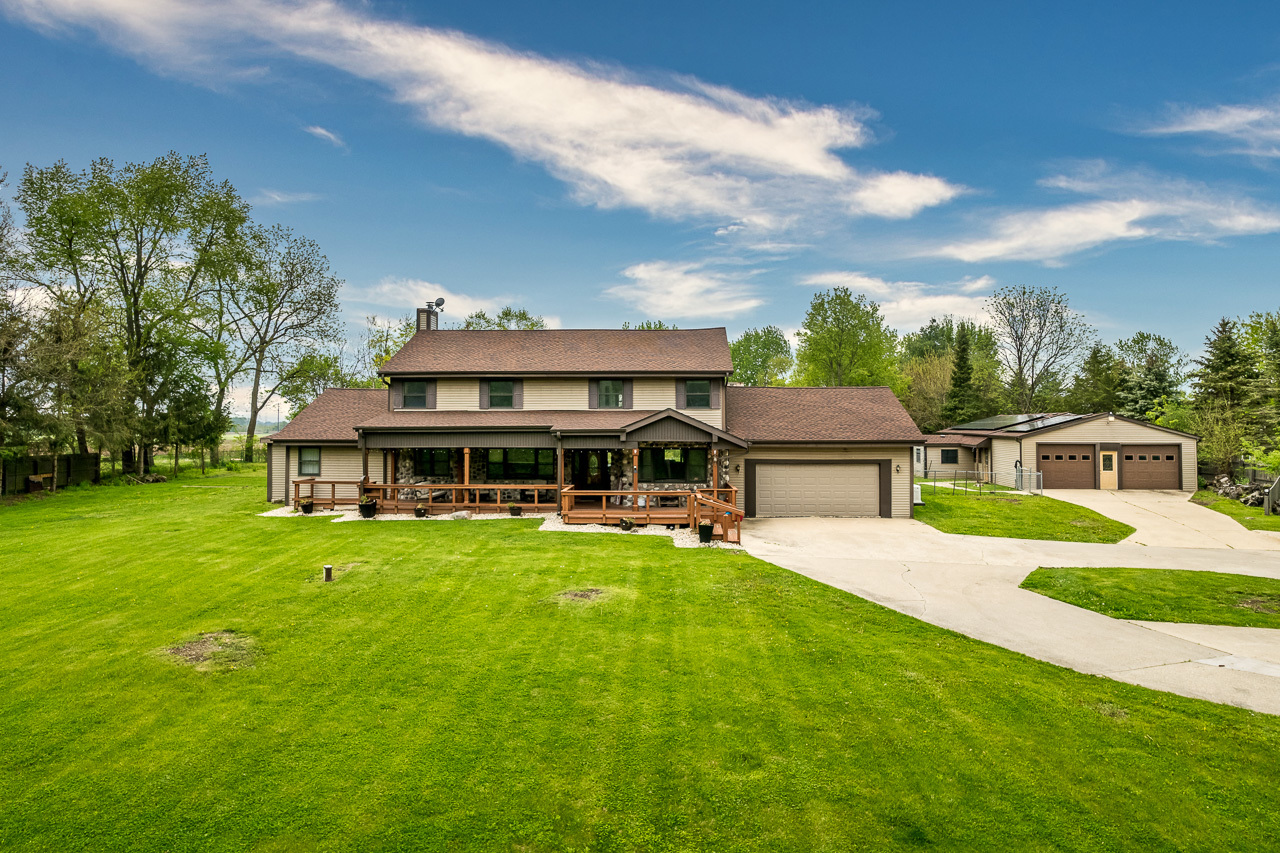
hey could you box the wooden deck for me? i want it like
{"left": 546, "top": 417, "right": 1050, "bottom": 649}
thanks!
{"left": 291, "top": 480, "right": 743, "bottom": 542}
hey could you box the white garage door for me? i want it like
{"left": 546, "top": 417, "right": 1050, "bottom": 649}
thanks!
{"left": 755, "top": 463, "right": 880, "bottom": 518}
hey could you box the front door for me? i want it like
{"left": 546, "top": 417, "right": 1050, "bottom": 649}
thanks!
{"left": 573, "top": 450, "right": 610, "bottom": 490}
{"left": 1099, "top": 451, "right": 1118, "bottom": 490}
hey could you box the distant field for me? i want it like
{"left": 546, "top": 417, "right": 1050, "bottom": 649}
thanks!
{"left": 0, "top": 470, "right": 1277, "bottom": 851}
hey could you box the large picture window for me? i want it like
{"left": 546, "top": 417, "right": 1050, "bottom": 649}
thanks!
{"left": 488, "top": 380, "right": 515, "bottom": 409}
{"left": 639, "top": 447, "right": 708, "bottom": 482}
{"left": 684, "top": 379, "right": 711, "bottom": 408}
{"left": 403, "top": 381, "right": 428, "bottom": 409}
{"left": 415, "top": 448, "right": 452, "bottom": 478}
{"left": 298, "top": 447, "right": 321, "bottom": 476}
{"left": 486, "top": 448, "right": 556, "bottom": 480}
{"left": 598, "top": 379, "right": 625, "bottom": 408}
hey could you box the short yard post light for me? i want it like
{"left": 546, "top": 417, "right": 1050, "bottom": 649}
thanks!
{"left": 323, "top": 564, "right": 333, "bottom": 583}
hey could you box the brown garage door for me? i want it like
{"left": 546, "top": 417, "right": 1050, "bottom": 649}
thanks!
{"left": 1036, "top": 444, "right": 1095, "bottom": 489}
{"left": 1121, "top": 445, "right": 1180, "bottom": 489}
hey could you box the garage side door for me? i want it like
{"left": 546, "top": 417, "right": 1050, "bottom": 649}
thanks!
{"left": 1036, "top": 444, "right": 1095, "bottom": 489}
{"left": 1121, "top": 445, "right": 1180, "bottom": 489}
{"left": 755, "top": 463, "right": 880, "bottom": 518}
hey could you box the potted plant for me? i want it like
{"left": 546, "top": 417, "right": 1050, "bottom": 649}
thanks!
{"left": 299, "top": 497, "right": 314, "bottom": 515}
{"left": 508, "top": 501, "right": 523, "bottom": 517}
{"left": 619, "top": 516, "right": 636, "bottom": 531}
{"left": 358, "top": 495, "right": 377, "bottom": 519}
{"left": 698, "top": 520, "right": 714, "bottom": 544}
{"left": 414, "top": 502, "right": 428, "bottom": 519}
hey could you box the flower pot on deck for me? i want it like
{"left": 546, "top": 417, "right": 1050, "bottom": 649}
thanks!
{"left": 509, "top": 505, "right": 523, "bottom": 516}
{"left": 358, "top": 501, "right": 377, "bottom": 519}
{"left": 414, "top": 506, "right": 427, "bottom": 518}
{"left": 698, "top": 523, "right": 714, "bottom": 544}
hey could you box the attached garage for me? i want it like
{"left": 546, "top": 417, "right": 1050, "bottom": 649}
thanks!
{"left": 753, "top": 462, "right": 882, "bottom": 518}
{"left": 1120, "top": 445, "right": 1181, "bottom": 490}
{"left": 1036, "top": 443, "right": 1095, "bottom": 489}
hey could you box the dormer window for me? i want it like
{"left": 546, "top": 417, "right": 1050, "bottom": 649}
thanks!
{"left": 598, "top": 379, "right": 625, "bottom": 408}
{"left": 403, "top": 381, "right": 428, "bottom": 409}
{"left": 685, "top": 379, "right": 712, "bottom": 409}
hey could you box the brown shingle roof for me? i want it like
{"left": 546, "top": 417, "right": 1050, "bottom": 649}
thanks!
{"left": 924, "top": 433, "right": 989, "bottom": 448}
{"left": 379, "top": 328, "right": 733, "bottom": 375}
{"left": 355, "top": 409, "right": 660, "bottom": 432}
{"left": 725, "top": 386, "right": 924, "bottom": 443}
{"left": 267, "top": 389, "right": 387, "bottom": 443}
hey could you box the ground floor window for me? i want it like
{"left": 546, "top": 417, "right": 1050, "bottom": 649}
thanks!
{"left": 298, "top": 447, "right": 321, "bottom": 476}
{"left": 414, "top": 448, "right": 452, "bottom": 478}
{"left": 940, "top": 448, "right": 959, "bottom": 465}
{"left": 487, "top": 448, "right": 556, "bottom": 480}
{"left": 640, "top": 446, "right": 707, "bottom": 482}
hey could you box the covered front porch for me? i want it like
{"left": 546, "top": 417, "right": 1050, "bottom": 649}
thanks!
{"left": 292, "top": 412, "right": 747, "bottom": 540}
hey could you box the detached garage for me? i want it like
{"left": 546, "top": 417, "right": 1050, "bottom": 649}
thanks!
{"left": 722, "top": 386, "right": 923, "bottom": 518}
{"left": 984, "top": 413, "right": 1198, "bottom": 491}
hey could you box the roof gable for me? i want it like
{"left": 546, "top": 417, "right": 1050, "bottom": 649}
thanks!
{"left": 379, "top": 328, "right": 734, "bottom": 376}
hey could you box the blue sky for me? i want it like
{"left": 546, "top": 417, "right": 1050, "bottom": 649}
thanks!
{"left": 4, "top": 0, "right": 1280, "bottom": 362}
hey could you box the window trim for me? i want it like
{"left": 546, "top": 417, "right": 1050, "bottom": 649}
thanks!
{"left": 298, "top": 446, "right": 321, "bottom": 476}
{"left": 940, "top": 448, "right": 959, "bottom": 465}
{"left": 403, "top": 380, "right": 429, "bottom": 409}
{"left": 638, "top": 446, "right": 709, "bottom": 483}
{"left": 485, "top": 448, "right": 557, "bottom": 480}
{"left": 684, "top": 379, "right": 712, "bottom": 409}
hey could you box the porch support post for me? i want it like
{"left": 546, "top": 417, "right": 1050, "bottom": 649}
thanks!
{"left": 362, "top": 448, "right": 369, "bottom": 480}
{"left": 632, "top": 448, "right": 639, "bottom": 512}
{"left": 712, "top": 447, "right": 719, "bottom": 489}
{"left": 391, "top": 449, "right": 399, "bottom": 484}
{"left": 556, "top": 437, "right": 564, "bottom": 497}
{"left": 463, "top": 448, "right": 470, "bottom": 485}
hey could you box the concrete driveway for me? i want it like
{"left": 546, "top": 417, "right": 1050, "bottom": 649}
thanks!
{"left": 741, "top": 516, "right": 1280, "bottom": 715}
{"left": 1044, "top": 488, "right": 1280, "bottom": 550}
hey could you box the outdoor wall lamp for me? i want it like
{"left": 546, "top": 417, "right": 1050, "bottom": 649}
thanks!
{"left": 734, "top": 464, "right": 741, "bottom": 472}
{"left": 895, "top": 464, "right": 901, "bottom": 473}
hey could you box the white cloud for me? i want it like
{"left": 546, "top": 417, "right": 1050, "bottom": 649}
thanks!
{"left": 932, "top": 165, "right": 1280, "bottom": 263}
{"left": 251, "top": 188, "right": 320, "bottom": 205}
{"left": 366, "top": 278, "right": 561, "bottom": 326}
{"left": 603, "top": 261, "right": 764, "bottom": 319}
{"left": 1, "top": 0, "right": 963, "bottom": 229}
{"left": 1145, "top": 102, "right": 1280, "bottom": 157}
{"left": 798, "top": 270, "right": 994, "bottom": 331}
{"left": 303, "top": 125, "right": 346, "bottom": 148}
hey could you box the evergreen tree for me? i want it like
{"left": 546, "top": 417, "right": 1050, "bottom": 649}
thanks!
{"left": 1067, "top": 343, "right": 1124, "bottom": 413}
{"left": 1193, "top": 318, "right": 1257, "bottom": 409}
{"left": 940, "top": 324, "right": 975, "bottom": 426}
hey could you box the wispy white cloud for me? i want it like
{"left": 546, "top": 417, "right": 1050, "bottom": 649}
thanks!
{"left": 931, "top": 164, "right": 1280, "bottom": 263}
{"left": 1145, "top": 102, "right": 1280, "bottom": 157}
{"left": 251, "top": 188, "right": 320, "bottom": 206}
{"left": 798, "top": 270, "right": 994, "bottom": 331}
{"left": 604, "top": 261, "right": 764, "bottom": 319}
{"left": 365, "top": 278, "right": 560, "bottom": 327}
{"left": 1, "top": 0, "right": 962, "bottom": 230}
{"left": 303, "top": 124, "right": 345, "bottom": 148}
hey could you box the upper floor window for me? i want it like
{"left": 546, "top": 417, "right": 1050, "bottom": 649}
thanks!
{"left": 489, "top": 380, "right": 515, "bottom": 409}
{"left": 598, "top": 379, "right": 625, "bottom": 408}
{"left": 685, "top": 379, "right": 712, "bottom": 409}
{"left": 298, "top": 447, "right": 321, "bottom": 476}
{"left": 403, "top": 381, "right": 428, "bottom": 409}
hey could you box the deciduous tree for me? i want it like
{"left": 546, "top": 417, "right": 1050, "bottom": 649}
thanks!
{"left": 795, "top": 287, "right": 902, "bottom": 389}
{"left": 460, "top": 306, "right": 547, "bottom": 330}
{"left": 730, "top": 326, "right": 793, "bottom": 386}
{"left": 987, "top": 285, "right": 1094, "bottom": 413}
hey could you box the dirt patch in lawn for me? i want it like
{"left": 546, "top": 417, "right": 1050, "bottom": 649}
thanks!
{"left": 166, "top": 631, "right": 257, "bottom": 672}
{"left": 1091, "top": 702, "right": 1129, "bottom": 720}
{"left": 558, "top": 588, "right": 605, "bottom": 601}
{"left": 1236, "top": 597, "right": 1280, "bottom": 614}
{"left": 1191, "top": 497, "right": 1217, "bottom": 507}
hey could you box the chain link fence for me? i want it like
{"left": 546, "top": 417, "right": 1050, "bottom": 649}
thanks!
{"left": 916, "top": 469, "right": 1043, "bottom": 496}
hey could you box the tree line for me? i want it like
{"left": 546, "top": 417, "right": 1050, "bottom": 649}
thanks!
{"left": 0, "top": 153, "right": 347, "bottom": 473}
{"left": 728, "top": 284, "right": 1277, "bottom": 474}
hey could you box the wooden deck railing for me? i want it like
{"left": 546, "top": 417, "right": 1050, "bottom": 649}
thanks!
{"left": 560, "top": 485, "right": 743, "bottom": 542}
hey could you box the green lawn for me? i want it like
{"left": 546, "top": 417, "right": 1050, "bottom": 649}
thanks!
{"left": 1023, "top": 566, "right": 1280, "bottom": 629}
{"left": 914, "top": 488, "right": 1136, "bottom": 543}
{"left": 1193, "top": 489, "right": 1280, "bottom": 532}
{"left": 1, "top": 472, "right": 1278, "bottom": 851}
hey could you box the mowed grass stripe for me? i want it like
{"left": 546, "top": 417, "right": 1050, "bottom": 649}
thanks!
{"left": 0, "top": 469, "right": 1277, "bottom": 850}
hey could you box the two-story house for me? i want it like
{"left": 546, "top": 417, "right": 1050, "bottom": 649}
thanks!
{"left": 266, "top": 303, "right": 925, "bottom": 525}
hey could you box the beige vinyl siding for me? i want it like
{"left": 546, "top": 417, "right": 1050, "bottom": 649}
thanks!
{"left": 990, "top": 438, "right": 1021, "bottom": 479}
{"left": 1024, "top": 419, "right": 1196, "bottom": 491}
{"left": 632, "top": 377, "right": 675, "bottom": 410}
{"left": 434, "top": 378, "right": 481, "bottom": 410}
{"left": 923, "top": 446, "right": 975, "bottom": 477}
{"left": 523, "top": 378, "right": 589, "bottom": 409}
{"left": 270, "top": 443, "right": 287, "bottom": 502}
{"left": 725, "top": 444, "right": 913, "bottom": 518}
{"left": 277, "top": 444, "right": 364, "bottom": 503}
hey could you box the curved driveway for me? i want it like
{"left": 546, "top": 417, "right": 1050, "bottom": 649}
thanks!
{"left": 742, "top": 508, "right": 1280, "bottom": 715}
